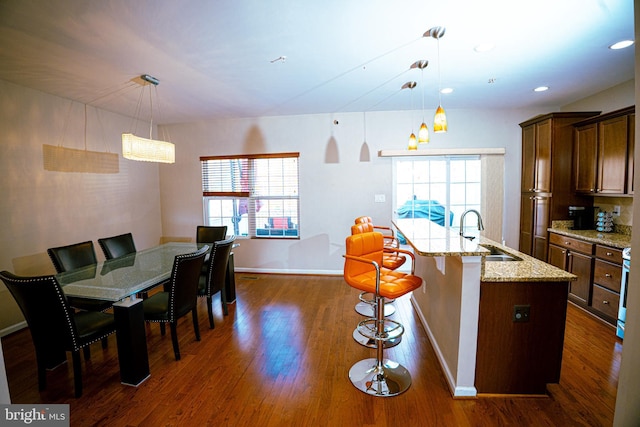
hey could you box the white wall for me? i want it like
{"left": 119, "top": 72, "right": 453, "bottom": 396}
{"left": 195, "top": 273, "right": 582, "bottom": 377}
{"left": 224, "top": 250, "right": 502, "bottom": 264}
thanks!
{"left": 160, "top": 107, "right": 549, "bottom": 274}
{"left": 0, "top": 79, "right": 164, "bottom": 332}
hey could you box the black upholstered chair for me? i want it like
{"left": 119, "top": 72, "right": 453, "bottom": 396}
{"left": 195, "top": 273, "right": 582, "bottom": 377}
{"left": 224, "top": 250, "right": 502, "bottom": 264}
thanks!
{"left": 47, "top": 241, "right": 113, "bottom": 313}
{"left": 142, "top": 246, "right": 208, "bottom": 361}
{"left": 196, "top": 225, "right": 228, "bottom": 245}
{"left": 198, "top": 236, "right": 235, "bottom": 329}
{"left": 98, "top": 232, "right": 136, "bottom": 259}
{"left": 0, "top": 271, "right": 116, "bottom": 397}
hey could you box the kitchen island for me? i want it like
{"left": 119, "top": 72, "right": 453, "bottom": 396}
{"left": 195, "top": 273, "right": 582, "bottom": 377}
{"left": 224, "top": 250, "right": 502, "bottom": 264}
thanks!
{"left": 394, "top": 218, "right": 575, "bottom": 397}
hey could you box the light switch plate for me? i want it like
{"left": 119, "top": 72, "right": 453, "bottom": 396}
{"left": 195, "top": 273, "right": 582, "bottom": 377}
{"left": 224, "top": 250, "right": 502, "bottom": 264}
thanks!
{"left": 374, "top": 194, "right": 386, "bottom": 203}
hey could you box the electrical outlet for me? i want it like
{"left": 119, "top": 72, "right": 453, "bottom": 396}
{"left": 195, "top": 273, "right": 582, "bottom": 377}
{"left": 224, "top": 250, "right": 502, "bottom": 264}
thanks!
{"left": 374, "top": 194, "right": 386, "bottom": 203}
{"left": 613, "top": 205, "right": 621, "bottom": 216}
{"left": 513, "top": 305, "right": 530, "bottom": 322}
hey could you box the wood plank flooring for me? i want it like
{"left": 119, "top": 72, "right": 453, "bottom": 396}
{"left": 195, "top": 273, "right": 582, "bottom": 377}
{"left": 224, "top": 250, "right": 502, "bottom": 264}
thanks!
{"left": 1, "top": 274, "right": 621, "bottom": 426}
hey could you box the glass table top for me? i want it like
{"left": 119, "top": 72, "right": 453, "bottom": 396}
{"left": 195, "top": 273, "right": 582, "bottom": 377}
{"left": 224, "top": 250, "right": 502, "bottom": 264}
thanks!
{"left": 56, "top": 242, "right": 202, "bottom": 302}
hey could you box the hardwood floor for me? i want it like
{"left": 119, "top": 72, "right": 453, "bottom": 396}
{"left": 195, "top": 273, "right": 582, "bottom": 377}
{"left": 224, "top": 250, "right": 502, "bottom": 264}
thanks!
{"left": 2, "top": 274, "right": 621, "bottom": 426}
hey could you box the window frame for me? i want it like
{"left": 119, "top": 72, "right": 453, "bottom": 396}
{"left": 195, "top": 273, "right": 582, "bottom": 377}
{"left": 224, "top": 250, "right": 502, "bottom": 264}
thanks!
{"left": 201, "top": 152, "right": 300, "bottom": 239}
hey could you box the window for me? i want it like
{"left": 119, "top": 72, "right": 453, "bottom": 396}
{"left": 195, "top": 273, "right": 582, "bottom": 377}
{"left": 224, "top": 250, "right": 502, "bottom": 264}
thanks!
{"left": 393, "top": 156, "right": 481, "bottom": 236}
{"left": 201, "top": 152, "right": 300, "bottom": 239}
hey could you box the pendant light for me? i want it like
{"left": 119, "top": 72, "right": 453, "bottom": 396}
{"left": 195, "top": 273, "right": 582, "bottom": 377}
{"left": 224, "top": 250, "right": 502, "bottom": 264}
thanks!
{"left": 402, "top": 81, "right": 418, "bottom": 150}
{"left": 424, "top": 27, "right": 447, "bottom": 133}
{"left": 122, "top": 74, "right": 175, "bottom": 163}
{"left": 412, "top": 60, "right": 430, "bottom": 143}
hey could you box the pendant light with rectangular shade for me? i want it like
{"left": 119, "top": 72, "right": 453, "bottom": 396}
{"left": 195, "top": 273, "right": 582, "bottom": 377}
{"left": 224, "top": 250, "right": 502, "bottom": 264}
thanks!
{"left": 424, "top": 26, "right": 447, "bottom": 133}
{"left": 122, "top": 74, "right": 175, "bottom": 163}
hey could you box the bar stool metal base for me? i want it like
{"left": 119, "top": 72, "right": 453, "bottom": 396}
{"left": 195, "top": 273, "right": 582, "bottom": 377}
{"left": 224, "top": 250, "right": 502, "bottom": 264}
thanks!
{"left": 355, "top": 301, "right": 395, "bottom": 317}
{"left": 349, "top": 358, "right": 412, "bottom": 397}
{"left": 352, "top": 328, "right": 401, "bottom": 348}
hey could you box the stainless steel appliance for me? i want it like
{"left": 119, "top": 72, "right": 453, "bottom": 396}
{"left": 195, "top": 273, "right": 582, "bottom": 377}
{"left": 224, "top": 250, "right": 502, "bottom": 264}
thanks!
{"left": 617, "top": 247, "right": 631, "bottom": 339}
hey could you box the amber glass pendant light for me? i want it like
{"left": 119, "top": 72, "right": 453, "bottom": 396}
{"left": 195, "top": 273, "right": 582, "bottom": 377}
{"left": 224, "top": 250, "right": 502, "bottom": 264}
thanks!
{"left": 414, "top": 60, "right": 430, "bottom": 143}
{"left": 402, "top": 81, "right": 418, "bottom": 150}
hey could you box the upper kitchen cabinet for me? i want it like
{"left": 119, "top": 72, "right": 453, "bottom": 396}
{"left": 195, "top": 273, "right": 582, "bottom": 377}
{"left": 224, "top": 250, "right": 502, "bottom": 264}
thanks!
{"left": 521, "top": 118, "right": 552, "bottom": 193}
{"left": 573, "top": 106, "right": 635, "bottom": 196}
{"left": 519, "top": 112, "right": 599, "bottom": 260}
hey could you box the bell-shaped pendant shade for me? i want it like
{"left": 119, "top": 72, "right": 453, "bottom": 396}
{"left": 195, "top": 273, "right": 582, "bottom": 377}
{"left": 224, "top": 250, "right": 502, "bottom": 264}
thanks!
{"left": 418, "top": 122, "right": 429, "bottom": 143}
{"left": 408, "top": 133, "right": 418, "bottom": 150}
{"left": 434, "top": 105, "right": 447, "bottom": 133}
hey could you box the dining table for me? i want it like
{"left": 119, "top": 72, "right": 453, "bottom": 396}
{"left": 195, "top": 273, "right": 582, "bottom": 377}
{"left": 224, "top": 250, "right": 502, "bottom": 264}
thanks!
{"left": 56, "top": 242, "right": 204, "bottom": 386}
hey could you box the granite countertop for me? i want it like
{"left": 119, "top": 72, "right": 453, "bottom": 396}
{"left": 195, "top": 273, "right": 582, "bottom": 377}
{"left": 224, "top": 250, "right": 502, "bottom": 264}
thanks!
{"left": 547, "top": 223, "right": 632, "bottom": 249}
{"left": 393, "top": 218, "right": 576, "bottom": 283}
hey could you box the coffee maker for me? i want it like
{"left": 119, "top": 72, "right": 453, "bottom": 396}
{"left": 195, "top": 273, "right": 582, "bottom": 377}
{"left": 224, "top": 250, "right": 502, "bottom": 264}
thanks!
{"left": 569, "top": 206, "right": 594, "bottom": 230}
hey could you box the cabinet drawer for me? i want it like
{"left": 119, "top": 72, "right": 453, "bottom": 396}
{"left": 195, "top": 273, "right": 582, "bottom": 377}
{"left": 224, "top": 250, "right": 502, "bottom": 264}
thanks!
{"left": 593, "top": 259, "right": 622, "bottom": 292}
{"left": 548, "top": 233, "right": 594, "bottom": 255}
{"left": 595, "top": 245, "right": 623, "bottom": 264}
{"left": 591, "top": 284, "right": 620, "bottom": 320}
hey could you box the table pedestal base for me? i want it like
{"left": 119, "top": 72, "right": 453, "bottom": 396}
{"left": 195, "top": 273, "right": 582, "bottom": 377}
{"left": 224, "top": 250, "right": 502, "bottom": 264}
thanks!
{"left": 113, "top": 298, "right": 150, "bottom": 386}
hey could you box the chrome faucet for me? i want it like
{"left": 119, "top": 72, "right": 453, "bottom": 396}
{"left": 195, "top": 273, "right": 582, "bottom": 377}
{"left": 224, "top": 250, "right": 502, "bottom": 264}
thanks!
{"left": 460, "top": 209, "right": 484, "bottom": 240}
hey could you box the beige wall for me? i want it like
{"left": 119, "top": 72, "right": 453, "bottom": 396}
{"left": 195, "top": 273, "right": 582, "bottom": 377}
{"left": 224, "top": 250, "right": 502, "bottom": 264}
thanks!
{"left": 0, "top": 80, "right": 164, "bottom": 333}
{"left": 159, "top": 107, "right": 546, "bottom": 274}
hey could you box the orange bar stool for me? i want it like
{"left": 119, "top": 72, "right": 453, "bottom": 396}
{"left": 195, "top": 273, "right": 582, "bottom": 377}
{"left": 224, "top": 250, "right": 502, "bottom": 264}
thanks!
{"left": 350, "top": 223, "right": 407, "bottom": 348}
{"left": 354, "top": 216, "right": 399, "bottom": 249}
{"left": 344, "top": 231, "right": 423, "bottom": 396}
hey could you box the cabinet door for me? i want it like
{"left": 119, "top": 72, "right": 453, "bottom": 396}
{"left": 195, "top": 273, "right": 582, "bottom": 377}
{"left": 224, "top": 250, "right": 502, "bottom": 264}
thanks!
{"left": 574, "top": 123, "right": 598, "bottom": 193}
{"left": 532, "top": 195, "right": 550, "bottom": 261}
{"left": 518, "top": 194, "right": 534, "bottom": 255}
{"left": 567, "top": 251, "right": 593, "bottom": 305}
{"left": 521, "top": 124, "right": 536, "bottom": 192}
{"left": 597, "top": 115, "right": 628, "bottom": 194}
{"left": 628, "top": 114, "right": 635, "bottom": 195}
{"left": 534, "top": 119, "right": 552, "bottom": 193}
{"left": 547, "top": 244, "right": 567, "bottom": 270}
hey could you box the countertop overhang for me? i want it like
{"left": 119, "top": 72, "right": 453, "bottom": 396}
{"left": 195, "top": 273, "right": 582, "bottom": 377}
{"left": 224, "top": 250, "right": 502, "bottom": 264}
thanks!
{"left": 393, "top": 218, "right": 576, "bottom": 283}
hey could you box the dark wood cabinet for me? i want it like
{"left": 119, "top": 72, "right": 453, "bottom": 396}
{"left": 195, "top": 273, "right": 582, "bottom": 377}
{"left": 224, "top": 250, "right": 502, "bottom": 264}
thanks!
{"left": 568, "top": 251, "right": 594, "bottom": 305}
{"left": 573, "top": 106, "right": 635, "bottom": 195}
{"left": 548, "top": 232, "right": 594, "bottom": 307}
{"left": 548, "top": 231, "right": 622, "bottom": 325}
{"left": 519, "top": 112, "right": 599, "bottom": 260}
{"left": 574, "top": 123, "right": 598, "bottom": 193}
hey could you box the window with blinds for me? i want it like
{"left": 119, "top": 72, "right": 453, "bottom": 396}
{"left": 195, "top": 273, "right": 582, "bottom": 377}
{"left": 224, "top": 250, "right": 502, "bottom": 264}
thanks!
{"left": 201, "top": 152, "right": 300, "bottom": 239}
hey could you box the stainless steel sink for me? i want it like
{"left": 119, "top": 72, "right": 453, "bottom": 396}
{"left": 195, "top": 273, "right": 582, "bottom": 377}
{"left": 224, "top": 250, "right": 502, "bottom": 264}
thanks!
{"left": 479, "top": 244, "right": 523, "bottom": 262}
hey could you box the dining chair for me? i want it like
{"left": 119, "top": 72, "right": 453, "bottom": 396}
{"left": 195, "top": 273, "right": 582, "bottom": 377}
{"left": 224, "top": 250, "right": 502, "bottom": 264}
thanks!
{"left": 0, "top": 271, "right": 116, "bottom": 398}
{"left": 98, "top": 232, "right": 136, "bottom": 259}
{"left": 142, "top": 246, "right": 209, "bottom": 361}
{"left": 196, "top": 225, "right": 228, "bottom": 245}
{"left": 198, "top": 236, "right": 235, "bottom": 329}
{"left": 47, "top": 241, "right": 113, "bottom": 313}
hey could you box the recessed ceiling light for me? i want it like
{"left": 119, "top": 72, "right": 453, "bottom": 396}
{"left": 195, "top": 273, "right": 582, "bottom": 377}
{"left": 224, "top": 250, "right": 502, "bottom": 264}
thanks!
{"left": 440, "top": 88, "right": 453, "bottom": 94}
{"left": 609, "top": 40, "right": 634, "bottom": 50}
{"left": 534, "top": 86, "right": 549, "bottom": 92}
{"left": 474, "top": 43, "right": 495, "bottom": 53}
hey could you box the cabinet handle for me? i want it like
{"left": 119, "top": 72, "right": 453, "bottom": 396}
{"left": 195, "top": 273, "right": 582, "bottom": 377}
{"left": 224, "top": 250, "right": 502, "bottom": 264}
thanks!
{"left": 590, "top": 188, "right": 595, "bottom": 192}
{"left": 605, "top": 273, "right": 612, "bottom": 278}
{"left": 603, "top": 300, "right": 609, "bottom": 305}
{"left": 606, "top": 252, "right": 613, "bottom": 256}
{"left": 565, "top": 241, "right": 571, "bottom": 245}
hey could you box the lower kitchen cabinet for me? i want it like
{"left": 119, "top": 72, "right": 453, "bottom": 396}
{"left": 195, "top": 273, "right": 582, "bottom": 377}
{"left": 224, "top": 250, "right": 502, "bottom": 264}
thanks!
{"left": 548, "top": 232, "right": 622, "bottom": 326}
{"left": 548, "top": 233, "right": 593, "bottom": 307}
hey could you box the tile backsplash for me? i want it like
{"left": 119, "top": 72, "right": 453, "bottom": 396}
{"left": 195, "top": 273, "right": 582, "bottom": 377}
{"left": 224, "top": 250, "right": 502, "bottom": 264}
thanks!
{"left": 593, "top": 196, "right": 633, "bottom": 226}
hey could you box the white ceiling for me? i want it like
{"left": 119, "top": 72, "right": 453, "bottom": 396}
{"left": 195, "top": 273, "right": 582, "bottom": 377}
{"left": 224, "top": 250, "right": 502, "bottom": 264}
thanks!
{"left": 0, "top": 0, "right": 635, "bottom": 125}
